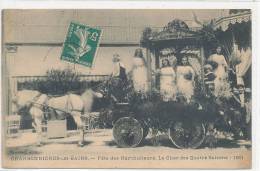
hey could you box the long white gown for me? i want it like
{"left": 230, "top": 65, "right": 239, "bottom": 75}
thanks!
{"left": 176, "top": 65, "right": 195, "bottom": 102}
{"left": 132, "top": 57, "right": 149, "bottom": 94}
{"left": 208, "top": 54, "right": 228, "bottom": 96}
{"left": 160, "top": 66, "right": 177, "bottom": 101}
{"left": 235, "top": 48, "right": 252, "bottom": 86}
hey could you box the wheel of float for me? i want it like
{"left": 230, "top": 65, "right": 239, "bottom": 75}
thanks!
{"left": 168, "top": 121, "right": 206, "bottom": 149}
{"left": 113, "top": 117, "right": 143, "bottom": 148}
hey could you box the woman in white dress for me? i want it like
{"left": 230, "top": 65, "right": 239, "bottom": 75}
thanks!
{"left": 207, "top": 46, "right": 228, "bottom": 96}
{"left": 131, "top": 48, "right": 149, "bottom": 94}
{"left": 159, "top": 58, "right": 177, "bottom": 101}
{"left": 176, "top": 56, "right": 195, "bottom": 103}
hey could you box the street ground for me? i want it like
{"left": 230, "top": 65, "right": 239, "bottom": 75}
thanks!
{"left": 5, "top": 128, "right": 251, "bottom": 156}
{"left": 3, "top": 129, "right": 252, "bottom": 168}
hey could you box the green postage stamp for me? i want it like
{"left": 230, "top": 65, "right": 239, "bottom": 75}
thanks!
{"left": 61, "top": 22, "right": 102, "bottom": 67}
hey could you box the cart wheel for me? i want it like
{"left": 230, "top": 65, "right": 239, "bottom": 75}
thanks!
{"left": 113, "top": 117, "right": 143, "bottom": 148}
{"left": 168, "top": 121, "right": 206, "bottom": 149}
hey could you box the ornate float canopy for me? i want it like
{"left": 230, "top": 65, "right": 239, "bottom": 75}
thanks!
{"left": 214, "top": 10, "right": 251, "bottom": 31}
{"left": 141, "top": 19, "right": 202, "bottom": 49}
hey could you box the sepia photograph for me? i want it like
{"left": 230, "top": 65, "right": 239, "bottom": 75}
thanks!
{"left": 2, "top": 9, "right": 252, "bottom": 168}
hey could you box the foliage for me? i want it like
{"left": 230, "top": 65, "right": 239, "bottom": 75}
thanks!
{"left": 230, "top": 21, "right": 251, "bottom": 51}
{"left": 163, "top": 19, "right": 189, "bottom": 32}
{"left": 140, "top": 27, "right": 153, "bottom": 48}
{"left": 196, "top": 22, "right": 219, "bottom": 58}
{"left": 197, "top": 20, "right": 251, "bottom": 59}
{"left": 41, "top": 68, "right": 85, "bottom": 95}
{"left": 18, "top": 69, "right": 102, "bottom": 95}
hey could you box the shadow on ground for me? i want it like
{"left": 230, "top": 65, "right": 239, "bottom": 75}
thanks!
{"left": 104, "top": 134, "right": 251, "bottom": 149}
{"left": 43, "top": 140, "right": 92, "bottom": 146}
{"left": 104, "top": 135, "right": 176, "bottom": 148}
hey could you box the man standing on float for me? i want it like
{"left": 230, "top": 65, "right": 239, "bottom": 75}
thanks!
{"left": 110, "top": 53, "right": 127, "bottom": 102}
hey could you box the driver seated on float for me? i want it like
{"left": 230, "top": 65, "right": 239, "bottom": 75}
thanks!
{"left": 109, "top": 53, "right": 128, "bottom": 103}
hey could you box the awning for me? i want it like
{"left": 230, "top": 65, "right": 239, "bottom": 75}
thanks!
{"left": 180, "top": 49, "right": 200, "bottom": 56}
{"left": 214, "top": 11, "right": 251, "bottom": 31}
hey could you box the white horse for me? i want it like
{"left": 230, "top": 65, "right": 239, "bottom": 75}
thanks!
{"left": 12, "top": 89, "right": 103, "bottom": 146}
{"left": 47, "top": 89, "right": 103, "bottom": 146}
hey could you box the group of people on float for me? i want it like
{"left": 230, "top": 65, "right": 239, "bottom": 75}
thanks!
{"left": 110, "top": 46, "right": 229, "bottom": 103}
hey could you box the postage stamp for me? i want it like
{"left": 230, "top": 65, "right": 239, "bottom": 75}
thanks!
{"left": 61, "top": 22, "right": 102, "bottom": 67}
{"left": 1, "top": 9, "right": 252, "bottom": 169}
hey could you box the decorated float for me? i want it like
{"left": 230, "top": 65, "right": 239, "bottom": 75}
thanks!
{"left": 110, "top": 12, "right": 251, "bottom": 148}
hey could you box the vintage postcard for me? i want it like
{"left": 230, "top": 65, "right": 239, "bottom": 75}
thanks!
{"left": 1, "top": 9, "right": 252, "bottom": 168}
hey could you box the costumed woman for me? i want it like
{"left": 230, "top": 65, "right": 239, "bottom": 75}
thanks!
{"left": 207, "top": 46, "right": 229, "bottom": 96}
{"left": 176, "top": 55, "right": 195, "bottom": 103}
{"left": 230, "top": 43, "right": 252, "bottom": 108}
{"left": 131, "top": 48, "right": 149, "bottom": 95}
{"left": 159, "top": 58, "right": 177, "bottom": 101}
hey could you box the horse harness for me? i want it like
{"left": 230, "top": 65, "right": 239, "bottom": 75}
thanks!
{"left": 26, "top": 93, "right": 81, "bottom": 119}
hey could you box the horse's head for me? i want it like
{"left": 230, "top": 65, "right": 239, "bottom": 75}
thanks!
{"left": 82, "top": 89, "right": 104, "bottom": 99}
{"left": 93, "top": 79, "right": 113, "bottom": 100}
{"left": 11, "top": 95, "right": 20, "bottom": 114}
{"left": 95, "top": 86, "right": 109, "bottom": 99}
{"left": 92, "top": 91, "right": 104, "bottom": 99}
